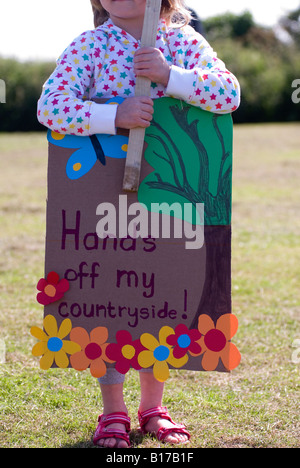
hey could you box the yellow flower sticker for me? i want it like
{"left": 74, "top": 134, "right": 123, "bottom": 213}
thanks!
{"left": 138, "top": 326, "right": 188, "bottom": 382}
{"left": 31, "top": 315, "right": 81, "bottom": 370}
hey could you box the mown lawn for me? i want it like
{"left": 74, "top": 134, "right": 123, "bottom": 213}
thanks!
{"left": 0, "top": 125, "right": 299, "bottom": 448}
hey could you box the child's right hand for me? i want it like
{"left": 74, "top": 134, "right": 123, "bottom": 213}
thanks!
{"left": 115, "top": 96, "right": 154, "bottom": 130}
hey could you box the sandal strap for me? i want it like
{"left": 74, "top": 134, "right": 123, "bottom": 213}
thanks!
{"left": 98, "top": 412, "right": 131, "bottom": 431}
{"left": 93, "top": 412, "right": 131, "bottom": 446}
{"left": 157, "top": 425, "right": 191, "bottom": 442}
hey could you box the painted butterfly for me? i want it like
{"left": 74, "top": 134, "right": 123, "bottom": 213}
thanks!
{"left": 47, "top": 97, "right": 128, "bottom": 180}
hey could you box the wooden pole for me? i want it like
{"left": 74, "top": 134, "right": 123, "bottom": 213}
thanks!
{"left": 122, "top": 0, "right": 162, "bottom": 192}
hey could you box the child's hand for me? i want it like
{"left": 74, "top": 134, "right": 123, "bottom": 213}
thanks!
{"left": 134, "top": 47, "right": 171, "bottom": 87}
{"left": 115, "top": 96, "right": 154, "bottom": 129}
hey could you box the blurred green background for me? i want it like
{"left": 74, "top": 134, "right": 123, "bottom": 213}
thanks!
{"left": 0, "top": 9, "right": 300, "bottom": 131}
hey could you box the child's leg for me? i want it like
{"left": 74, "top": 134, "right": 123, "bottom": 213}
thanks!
{"left": 95, "top": 369, "right": 189, "bottom": 446}
{"left": 99, "top": 370, "right": 127, "bottom": 414}
{"left": 139, "top": 369, "right": 164, "bottom": 411}
{"left": 96, "top": 370, "right": 129, "bottom": 448}
{"left": 139, "top": 371, "right": 189, "bottom": 444}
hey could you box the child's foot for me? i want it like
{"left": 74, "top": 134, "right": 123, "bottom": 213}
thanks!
{"left": 93, "top": 412, "right": 131, "bottom": 448}
{"left": 143, "top": 416, "right": 189, "bottom": 444}
{"left": 138, "top": 407, "right": 190, "bottom": 445}
{"left": 96, "top": 422, "right": 130, "bottom": 448}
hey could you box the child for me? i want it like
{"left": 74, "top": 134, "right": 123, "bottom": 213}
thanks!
{"left": 37, "top": 0, "right": 240, "bottom": 448}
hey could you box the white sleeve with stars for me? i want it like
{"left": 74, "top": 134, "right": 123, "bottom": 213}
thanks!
{"left": 166, "top": 26, "right": 240, "bottom": 114}
{"left": 37, "top": 30, "right": 119, "bottom": 136}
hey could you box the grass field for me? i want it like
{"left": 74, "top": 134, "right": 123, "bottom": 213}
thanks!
{"left": 0, "top": 124, "right": 299, "bottom": 448}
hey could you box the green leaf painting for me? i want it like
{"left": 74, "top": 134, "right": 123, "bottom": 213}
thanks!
{"left": 139, "top": 98, "right": 233, "bottom": 226}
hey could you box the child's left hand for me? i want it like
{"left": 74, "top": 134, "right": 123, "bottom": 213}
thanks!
{"left": 134, "top": 47, "right": 171, "bottom": 87}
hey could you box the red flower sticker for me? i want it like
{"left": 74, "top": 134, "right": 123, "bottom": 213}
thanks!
{"left": 106, "top": 330, "right": 145, "bottom": 374}
{"left": 36, "top": 271, "right": 69, "bottom": 305}
{"left": 166, "top": 324, "right": 202, "bottom": 359}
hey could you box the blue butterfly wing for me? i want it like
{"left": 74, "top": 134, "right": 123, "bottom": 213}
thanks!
{"left": 66, "top": 148, "right": 97, "bottom": 180}
{"left": 47, "top": 97, "right": 128, "bottom": 179}
{"left": 47, "top": 130, "right": 91, "bottom": 150}
{"left": 96, "top": 134, "right": 128, "bottom": 160}
{"left": 47, "top": 130, "right": 97, "bottom": 180}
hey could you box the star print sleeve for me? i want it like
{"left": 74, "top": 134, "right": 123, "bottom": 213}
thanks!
{"left": 37, "top": 31, "right": 118, "bottom": 136}
{"left": 165, "top": 27, "right": 240, "bottom": 114}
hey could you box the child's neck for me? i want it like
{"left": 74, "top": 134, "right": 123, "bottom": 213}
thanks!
{"left": 109, "top": 15, "right": 145, "bottom": 40}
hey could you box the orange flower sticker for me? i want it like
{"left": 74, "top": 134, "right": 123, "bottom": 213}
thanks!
{"left": 70, "top": 327, "right": 114, "bottom": 378}
{"left": 197, "top": 314, "right": 241, "bottom": 371}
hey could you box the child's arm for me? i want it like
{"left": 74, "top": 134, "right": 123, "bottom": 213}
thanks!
{"left": 37, "top": 30, "right": 153, "bottom": 136}
{"left": 165, "top": 26, "right": 240, "bottom": 114}
{"left": 37, "top": 31, "right": 114, "bottom": 136}
{"left": 37, "top": 31, "right": 117, "bottom": 136}
{"left": 134, "top": 26, "right": 240, "bottom": 115}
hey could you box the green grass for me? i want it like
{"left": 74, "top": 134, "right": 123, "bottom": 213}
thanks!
{"left": 0, "top": 126, "right": 299, "bottom": 448}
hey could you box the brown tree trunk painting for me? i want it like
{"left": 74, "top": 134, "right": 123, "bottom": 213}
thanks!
{"left": 189, "top": 225, "right": 232, "bottom": 329}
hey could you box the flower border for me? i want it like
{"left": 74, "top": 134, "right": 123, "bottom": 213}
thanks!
{"left": 31, "top": 314, "right": 240, "bottom": 381}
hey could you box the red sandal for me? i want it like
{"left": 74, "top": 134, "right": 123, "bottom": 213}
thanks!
{"left": 93, "top": 412, "right": 131, "bottom": 447}
{"left": 138, "top": 406, "right": 190, "bottom": 443}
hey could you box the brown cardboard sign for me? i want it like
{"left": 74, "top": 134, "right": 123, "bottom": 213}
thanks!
{"left": 31, "top": 98, "right": 240, "bottom": 381}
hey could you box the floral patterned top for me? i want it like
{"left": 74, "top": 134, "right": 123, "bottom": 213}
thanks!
{"left": 37, "top": 18, "right": 240, "bottom": 136}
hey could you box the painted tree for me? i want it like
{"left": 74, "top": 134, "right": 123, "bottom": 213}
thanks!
{"left": 139, "top": 98, "right": 233, "bottom": 327}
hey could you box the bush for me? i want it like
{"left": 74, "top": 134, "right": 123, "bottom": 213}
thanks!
{"left": 0, "top": 58, "right": 55, "bottom": 132}
{"left": 205, "top": 13, "right": 300, "bottom": 123}
{"left": 203, "top": 11, "right": 255, "bottom": 41}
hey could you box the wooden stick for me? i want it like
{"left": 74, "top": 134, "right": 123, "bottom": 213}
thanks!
{"left": 122, "top": 0, "right": 162, "bottom": 192}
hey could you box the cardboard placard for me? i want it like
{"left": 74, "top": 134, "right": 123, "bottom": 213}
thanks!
{"left": 31, "top": 98, "right": 240, "bottom": 381}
